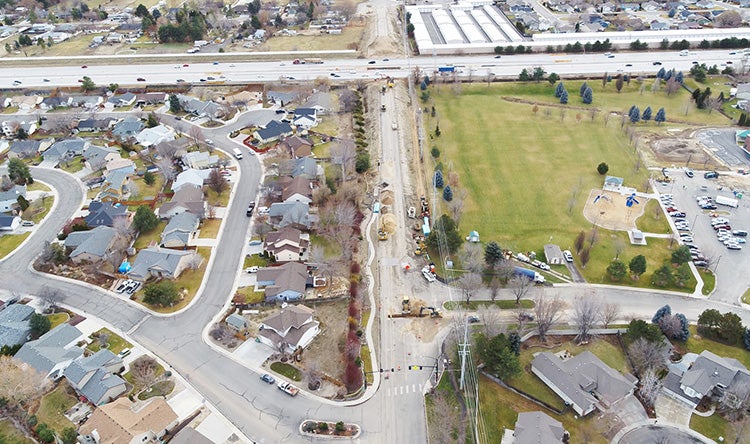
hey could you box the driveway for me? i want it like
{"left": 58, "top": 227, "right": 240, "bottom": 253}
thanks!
{"left": 612, "top": 394, "right": 649, "bottom": 426}
{"left": 656, "top": 391, "right": 694, "bottom": 426}
{"left": 233, "top": 338, "right": 274, "bottom": 369}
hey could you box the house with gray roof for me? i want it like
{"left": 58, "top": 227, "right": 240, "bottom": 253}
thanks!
{"left": 128, "top": 247, "right": 198, "bottom": 281}
{"left": 44, "top": 138, "right": 89, "bottom": 162}
{"left": 667, "top": 350, "right": 750, "bottom": 407}
{"left": 160, "top": 212, "right": 199, "bottom": 248}
{"left": 267, "top": 91, "right": 299, "bottom": 107}
{"left": 292, "top": 108, "right": 318, "bottom": 130}
{"left": 302, "top": 91, "right": 332, "bottom": 114}
{"left": 40, "top": 96, "right": 72, "bottom": 110}
{"left": 0, "top": 304, "right": 34, "bottom": 348}
{"left": 68, "top": 95, "right": 104, "bottom": 109}
{"left": 182, "top": 150, "right": 219, "bottom": 170}
{"left": 502, "top": 411, "right": 566, "bottom": 444}
{"left": 0, "top": 185, "right": 26, "bottom": 212}
{"left": 257, "top": 304, "right": 319, "bottom": 353}
{"left": 531, "top": 351, "right": 637, "bottom": 416}
{"left": 172, "top": 168, "right": 211, "bottom": 193}
{"left": 112, "top": 118, "right": 144, "bottom": 139}
{"left": 64, "top": 226, "right": 119, "bottom": 264}
{"left": 292, "top": 157, "right": 320, "bottom": 179}
{"left": 107, "top": 92, "right": 137, "bottom": 108}
{"left": 98, "top": 170, "right": 130, "bottom": 202}
{"left": 268, "top": 201, "right": 312, "bottom": 229}
{"left": 136, "top": 124, "right": 175, "bottom": 147}
{"left": 253, "top": 120, "right": 294, "bottom": 145}
{"left": 8, "top": 139, "right": 52, "bottom": 159}
{"left": 77, "top": 118, "right": 116, "bottom": 133}
{"left": 64, "top": 349, "right": 125, "bottom": 406}
{"left": 176, "top": 94, "right": 223, "bottom": 118}
{"left": 159, "top": 184, "right": 205, "bottom": 219}
{"left": 85, "top": 201, "right": 128, "bottom": 228}
{"left": 256, "top": 262, "right": 309, "bottom": 302}
{"left": 84, "top": 145, "right": 120, "bottom": 171}
{"left": 14, "top": 323, "right": 84, "bottom": 379}
{"left": 0, "top": 215, "right": 20, "bottom": 231}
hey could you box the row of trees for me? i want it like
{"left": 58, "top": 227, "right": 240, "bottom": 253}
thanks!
{"left": 627, "top": 104, "right": 666, "bottom": 124}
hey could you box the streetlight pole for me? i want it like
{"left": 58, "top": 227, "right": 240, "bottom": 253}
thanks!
{"left": 714, "top": 255, "right": 722, "bottom": 274}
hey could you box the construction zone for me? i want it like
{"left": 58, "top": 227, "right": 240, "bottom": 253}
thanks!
{"left": 388, "top": 295, "right": 441, "bottom": 319}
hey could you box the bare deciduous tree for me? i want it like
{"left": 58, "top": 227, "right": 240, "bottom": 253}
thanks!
{"left": 39, "top": 286, "right": 63, "bottom": 310}
{"left": 665, "top": 77, "right": 680, "bottom": 96}
{"left": 601, "top": 302, "right": 621, "bottom": 328}
{"left": 131, "top": 355, "right": 158, "bottom": 389}
{"left": 156, "top": 140, "right": 179, "bottom": 161}
{"left": 187, "top": 253, "right": 203, "bottom": 270}
{"left": 533, "top": 293, "right": 566, "bottom": 342}
{"left": 638, "top": 368, "right": 662, "bottom": 411}
{"left": 657, "top": 315, "right": 683, "bottom": 340}
{"left": 331, "top": 141, "right": 356, "bottom": 182}
{"left": 157, "top": 158, "right": 175, "bottom": 182}
{"left": 459, "top": 243, "right": 483, "bottom": 273}
{"left": 188, "top": 126, "right": 204, "bottom": 147}
{"left": 319, "top": 198, "right": 357, "bottom": 262}
{"left": 98, "top": 332, "right": 109, "bottom": 348}
{"left": 428, "top": 390, "right": 464, "bottom": 444}
{"left": 628, "top": 337, "right": 669, "bottom": 375}
{"left": 509, "top": 274, "right": 532, "bottom": 304}
{"left": 207, "top": 168, "right": 228, "bottom": 195}
{"left": 456, "top": 273, "right": 483, "bottom": 304}
{"left": 488, "top": 277, "right": 501, "bottom": 302}
{"left": 572, "top": 296, "right": 601, "bottom": 344}
{"left": 477, "top": 305, "right": 504, "bottom": 337}
{"left": 0, "top": 356, "right": 50, "bottom": 418}
{"left": 448, "top": 188, "right": 467, "bottom": 226}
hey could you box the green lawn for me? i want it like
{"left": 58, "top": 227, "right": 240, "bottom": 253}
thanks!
{"left": 235, "top": 286, "right": 265, "bottom": 304}
{"left": 243, "top": 254, "right": 270, "bottom": 269}
{"left": 87, "top": 328, "right": 133, "bottom": 355}
{"left": 699, "top": 269, "right": 716, "bottom": 296}
{"left": 123, "top": 361, "right": 166, "bottom": 395}
{"left": 505, "top": 336, "right": 628, "bottom": 410}
{"left": 742, "top": 287, "right": 750, "bottom": 304}
{"left": 0, "top": 420, "right": 33, "bottom": 444}
{"left": 479, "top": 374, "right": 606, "bottom": 444}
{"left": 46, "top": 312, "right": 69, "bottom": 329}
{"left": 27, "top": 182, "right": 51, "bottom": 192}
{"left": 198, "top": 219, "right": 221, "bottom": 238}
{"left": 683, "top": 326, "right": 750, "bottom": 369}
{"left": 690, "top": 412, "right": 729, "bottom": 443}
{"left": 130, "top": 175, "right": 165, "bottom": 200}
{"left": 35, "top": 384, "right": 76, "bottom": 433}
{"left": 444, "top": 300, "right": 535, "bottom": 310}
{"left": 638, "top": 199, "right": 670, "bottom": 234}
{"left": 361, "top": 344, "right": 373, "bottom": 384}
{"left": 133, "top": 221, "right": 167, "bottom": 250}
{"left": 310, "top": 234, "right": 341, "bottom": 258}
{"left": 205, "top": 188, "right": 230, "bottom": 207}
{"left": 0, "top": 233, "right": 30, "bottom": 259}
{"left": 140, "top": 247, "right": 212, "bottom": 313}
{"left": 58, "top": 157, "right": 85, "bottom": 173}
{"left": 137, "top": 380, "right": 175, "bottom": 400}
{"left": 270, "top": 362, "right": 302, "bottom": 381}
{"left": 27, "top": 197, "right": 54, "bottom": 224}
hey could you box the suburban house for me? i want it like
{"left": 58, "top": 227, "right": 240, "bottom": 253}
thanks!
{"left": 0, "top": 185, "right": 27, "bottom": 212}
{"left": 14, "top": 324, "right": 84, "bottom": 379}
{"left": 7, "top": 139, "right": 53, "bottom": 159}
{"left": 107, "top": 92, "right": 137, "bottom": 108}
{"left": 267, "top": 90, "right": 299, "bottom": 107}
{"left": 136, "top": 125, "right": 176, "bottom": 147}
{"left": 0, "top": 303, "right": 34, "bottom": 348}
{"left": 256, "top": 262, "right": 309, "bottom": 302}
{"left": 257, "top": 304, "right": 320, "bottom": 353}
{"left": 112, "top": 118, "right": 145, "bottom": 140}
{"left": 128, "top": 247, "right": 199, "bottom": 281}
{"left": 9, "top": 95, "right": 42, "bottom": 111}
{"left": 135, "top": 92, "right": 168, "bottom": 106}
{"left": 0, "top": 215, "right": 21, "bottom": 231}
{"left": 268, "top": 202, "right": 313, "bottom": 230}
{"left": 63, "top": 349, "right": 126, "bottom": 406}
{"left": 85, "top": 202, "right": 128, "bottom": 228}
{"left": 176, "top": 94, "right": 223, "bottom": 118}
{"left": 170, "top": 427, "right": 214, "bottom": 444}
{"left": 78, "top": 397, "right": 179, "bottom": 444}
{"left": 84, "top": 145, "right": 120, "bottom": 171}
{"left": 68, "top": 95, "right": 104, "bottom": 109}
{"left": 44, "top": 138, "right": 89, "bottom": 162}
{"left": 292, "top": 107, "right": 318, "bottom": 130}
{"left": 64, "top": 226, "right": 119, "bottom": 264}
{"left": 253, "top": 120, "right": 294, "bottom": 145}
{"left": 172, "top": 168, "right": 211, "bottom": 193}
{"left": 40, "top": 96, "right": 72, "bottom": 110}
{"left": 292, "top": 157, "right": 320, "bottom": 179}
{"left": 531, "top": 351, "right": 637, "bottom": 417}
{"left": 665, "top": 350, "right": 750, "bottom": 408}
{"left": 160, "top": 212, "right": 200, "bottom": 248}
{"left": 98, "top": 170, "right": 130, "bottom": 202}
{"left": 282, "top": 136, "right": 313, "bottom": 159}
{"left": 105, "top": 158, "right": 136, "bottom": 174}
{"left": 302, "top": 91, "right": 332, "bottom": 114}
{"left": 263, "top": 226, "right": 310, "bottom": 262}
{"left": 182, "top": 150, "right": 219, "bottom": 170}
{"left": 282, "top": 176, "right": 313, "bottom": 204}
{"left": 159, "top": 185, "right": 206, "bottom": 219}
{"left": 226, "top": 313, "right": 248, "bottom": 332}
{"left": 2, "top": 120, "right": 38, "bottom": 138}
{"left": 501, "top": 411, "right": 567, "bottom": 444}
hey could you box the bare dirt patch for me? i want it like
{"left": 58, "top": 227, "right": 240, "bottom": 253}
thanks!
{"left": 641, "top": 132, "right": 719, "bottom": 168}
{"left": 582, "top": 189, "right": 647, "bottom": 231}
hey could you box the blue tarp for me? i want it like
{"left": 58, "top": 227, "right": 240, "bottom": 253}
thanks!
{"left": 118, "top": 261, "right": 131, "bottom": 273}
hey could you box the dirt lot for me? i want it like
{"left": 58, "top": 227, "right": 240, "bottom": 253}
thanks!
{"left": 583, "top": 189, "right": 648, "bottom": 231}
{"left": 640, "top": 132, "right": 721, "bottom": 169}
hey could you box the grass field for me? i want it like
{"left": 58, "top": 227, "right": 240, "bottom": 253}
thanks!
{"left": 425, "top": 82, "right": 713, "bottom": 291}
{"left": 682, "top": 326, "right": 750, "bottom": 369}
{"left": 27, "top": 182, "right": 51, "bottom": 192}
{"left": 35, "top": 384, "right": 76, "bottom": 433}
{"left": 199, "top": 218, "right": 222, "bottom": 238}
{"left": 270, "top": 362, "right": 302, "bottom": 381}
{"left": 133, "top": 221, "right": 167, "bottom": 249}
{"left": 742, "top": 287, "right": 750, "bottom": 304}
{"left": 46, "top": 312, "right": 69, "bottom": 329}
{"left": 257, "top": 27, "right": 363, "bottom": 52}
{"left": 235, "top": 286, "right": 265, "bottom": 304}
{"left": 0, "top": 420, "right": 33, "bottom": 444}
{"left": 690, "top": 412, "right": 730, "bottom": 444}
{"left": 140, "top": 246, "right": 211, "bottom": 313}
{"left": 0, "top": 233, "right": 30, "bottom": 259}
{"left": 87, "top": 328, "right": 133, "bottom": 355}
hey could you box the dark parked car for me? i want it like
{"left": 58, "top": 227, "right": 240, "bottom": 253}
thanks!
{"left": 704, "top": 171, "right": 719, "bottom": 179}
{"left": 261, "top": 374, "right": 275, "bottom": 384}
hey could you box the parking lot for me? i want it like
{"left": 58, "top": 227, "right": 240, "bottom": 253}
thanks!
{"left": 658, "top": 168, "right": 750, "bottom": 303}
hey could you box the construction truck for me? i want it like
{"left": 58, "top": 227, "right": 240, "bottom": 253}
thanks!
{"left": 390, "top": 296, "right": 441, "bottom": 318}
{"left": 378, "top": 229, "right": 388, "bottom": 240}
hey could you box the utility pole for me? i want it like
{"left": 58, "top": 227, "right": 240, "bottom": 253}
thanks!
{"left": 458, "top": 315, "right": 470, "bottom": 390}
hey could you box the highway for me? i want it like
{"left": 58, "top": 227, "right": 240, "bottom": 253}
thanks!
{"left": 0, "top": 49, "right": 745, "bottom": 87}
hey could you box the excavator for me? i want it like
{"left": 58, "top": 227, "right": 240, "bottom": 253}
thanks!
{"left": 388, "top": 295, "right": 441, "bottom": 318}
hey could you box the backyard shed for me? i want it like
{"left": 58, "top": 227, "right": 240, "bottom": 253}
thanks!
{"left": 543, "top": 244, "right": 564, "bottom": 265}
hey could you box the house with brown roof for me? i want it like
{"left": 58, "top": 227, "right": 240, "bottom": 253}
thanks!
{"left": 264, "top": 226, "right": 310, "bottom": 262}
{"left": 258, "top": 304, "right": 319, "bottom": 353}
{"left": 158, "top": 184, "right": 206, "bottom": 219}
{"left": 256, "top": 262, "right": 308, "bottom": 302}
{"left": 282, "top": 176, "right": 313, "bottom": 204}
{"left": 282, "top": 136, "right": 313, "bottom": 159}
{"left": 78, "top": 397, "right": 178, "bottom": 444}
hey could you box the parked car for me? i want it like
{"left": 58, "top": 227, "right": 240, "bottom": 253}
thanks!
{"left": 701, "top": 204, "right": 717, "bottom": 210}
{"left": 245, "top": 266, "right": 259, "bottom": 273}
{"left": 704, "top": 171, "right": 719, "bottom": 179}
{"left": 684, "top": 168, "right": 694, "bottom": 178}
{"left": 733, "top": 230, "right": 748, "bottom": 237}
{"left": 693, "top": 260, "right": 708, "bottom": 267}
{"left": 563, "top": 250, "right": 574, "bottom": 262}
{"left": 727, "top": 243, "right": 742, "bottom": 250}
{"left": 248, "top": 240, "right": 262, "bottom": 246}
{"left": 20, "top": 220, "right": 34, "bottom": 227}
{"left": 467, "top": 315, "right": 480, "bottom": 323}
{"left": 117, "top": 348, "right": 131, "bottom": 358}
{"left": 260, "top": 374, "right": 275, "bottom": 384}
{"left": 670, "top": 212, "right": 686, "bottom": 218}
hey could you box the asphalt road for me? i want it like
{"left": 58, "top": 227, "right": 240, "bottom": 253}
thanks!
{"left": 0, "top": 49, "right": 744, "bottom": 87}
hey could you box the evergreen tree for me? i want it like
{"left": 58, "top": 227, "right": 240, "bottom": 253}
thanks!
{"left": 642, "top": 106, "right": 652, "bottom": 121}
{"left": 443, "top": 185, "right": 453, "bottom": 202}
{"left": 652, "top": 305, "right": 672, "bottom": 324}
{"left": 676, "top": 71, "right": 684, "bottom": 83}
{"left": 655, "top": 107, "right": 666, "bottom": 124}
{"left": 484, "top": 241, "right": 503, "bottom": 267}
{"left": 629, "top": 106, "right": 640, "bottom": 123}
{"left": 582, "top": 87, "right": 593, "bottom": 104}
{"left": 629, "top": 255, "right": 647, "bottom": 278}
{"left": 555, "top": 82, "right": 565, "bottom": 98}
{"left": 657, "top": 67, "right": 666, "bottom": 79}
{"left": 580, "top": 81, "right": 589, "bottom": 96}
{"left": 559, "top": 89, "right": 568, "bottom": 104}
{"left": 433, "top": 170, "right": 444, "bottom": 189}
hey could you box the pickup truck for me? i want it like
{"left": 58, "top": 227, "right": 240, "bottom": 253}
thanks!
{"left": 278, "top": 381, "right": 299, "bottom": 396}
{"left": 421, "top": 266, "right": 437, "bottom": 283}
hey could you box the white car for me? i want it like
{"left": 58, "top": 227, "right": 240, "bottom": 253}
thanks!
{"left": 421, "top": 266, "right": 437, "bottom": 283}
{"left": 245, "top": 266, "right": 259, "bottom": 273}
{"left": 563, "top": 250, "right": 573, "bottom": 262}
{"left": 538, "top": 262, "right": 551, "bottom": 271}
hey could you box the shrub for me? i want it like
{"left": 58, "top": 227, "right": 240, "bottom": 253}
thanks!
{"left": 597, "top": 162, "right": 609, "bottom": 175}
{"left": 350, "top": 263, "right": 361, "bottom": 275}
{"left": 343, "top": 360, "right": 363, "bottom": 393}
{"left": 318, "top": 422, "right": 329, "bottom": 431}
{"left": 335, "top": 421, "right": 346, "bottom": 433}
